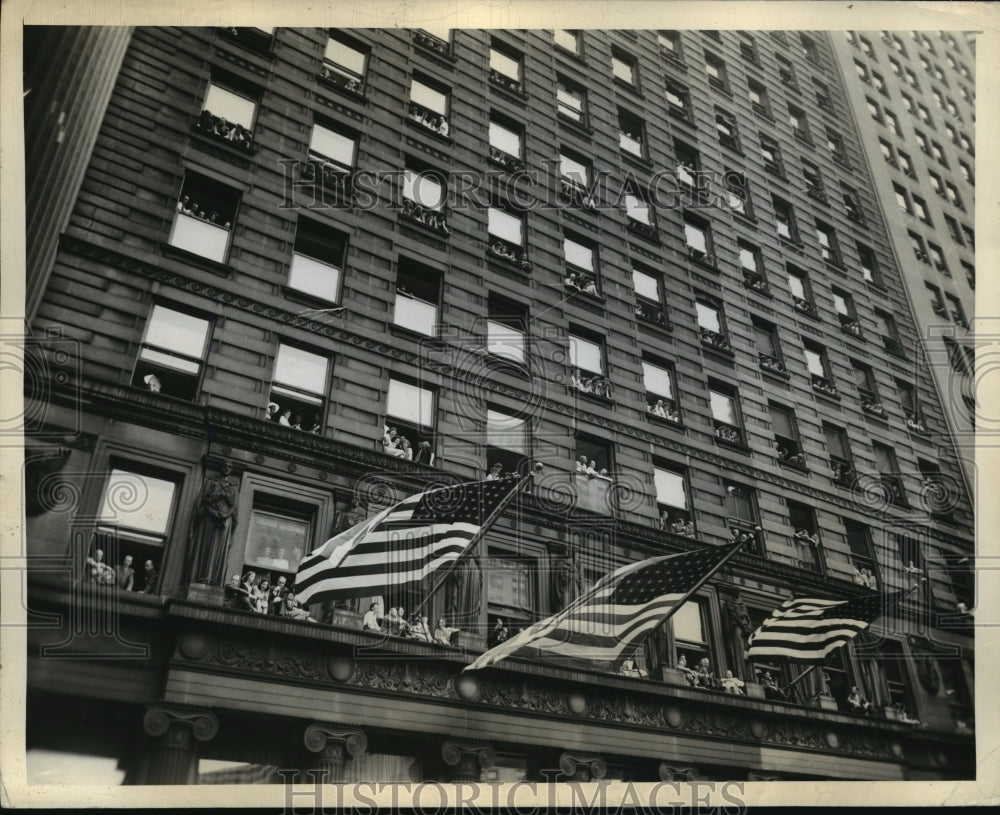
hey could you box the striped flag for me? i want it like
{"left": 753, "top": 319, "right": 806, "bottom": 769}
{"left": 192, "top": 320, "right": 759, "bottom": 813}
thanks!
{"left": 745, "top": 589, "right": 912, "bottom": 663}
{"left": 293, "top": 477, "right": 522, "bottom": 605}
{"left": 464, "top": 541, "right": 743, "bottom": 673}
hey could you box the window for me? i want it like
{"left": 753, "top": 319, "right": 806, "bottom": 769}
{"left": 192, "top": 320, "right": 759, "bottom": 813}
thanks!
{"left": 196, "top": 77, "right": 257, "bottom": 150}
{"left": 486, "top": 407, "right": 529, "bottom": 475}
{"left": 748, "top": 80, "right": 770, "bottom": 117}
{"left": 94, "top": 465, "right": 178, "bottom": 587}
{"left": 959, "top": 160, "right": 974, "bottom": 185}
{"left": 897, "top": 149, "right": 915, "bottom": 178}
{"left": 394, "top": 259, "right": 440, "bottom": 336}
{"left": 959, "top": 132, "right": 972, "bottom": 153}
{"left": 658, "top": 30, "right": 683, "bottom": 60}
{"left": 787, "top": 266, "right": 817, "bottom": 318}
{"left": 666, "top": 80, "right": 692, "bottom": 120}
{"left": 557, "top": 76, "right": 586, "bottom": 124}
{"left": 772, "top": 196, "right": 798, "bottom": 243}
{"left": 944, "top": 121, "right": 958, "bottom": 145}
{"left": 770, "top": 402, "right": 805, "bottom": 469}
{"left": 760, "top": 135, "right": 783, "bottom": 176}
{"left": 879, "top": 137, "right": 897, "bottom": 166}
{"left": 824, "top": 424, "right": 854, "bottom": 485}
{"left": 857, "top": 242, "right": 882, "bottom": 286}
{"left": 946, "top": 293, "right": 968, "bottom": 328}
{"left": 624, "top": 190, "right": 656, "bottom": 238}
{"left": 569, "top": 330, "right": 606, "bottom": 394}
{"left": 169, "top": 173, "right": 239, "bottom": 263}
{"left": 913, "top": 194, "right": 932, "bottom": 225}
{"left": 132, "top": 304, "right": 211, "bottom": 400}
{"left": 889, "top": 56, "right": 902, "bottom": 77}
{"left": 894, "top": 183, "right": 912, "bottom": 214}
{"left": 852, "top": 359, "right": 883, "bottom": 416}
{"left": 558, "top": 149, "right": 594, "bottom": 207}
{"left": 270, "top": 342, "right": 330, "bottom": 429}
{"left": 875, "top": 309, "right": 904, "bottom": 357}
{"left": 309, "top": 120, "right": 357, "bottom": 176}
{"left": 709, "top": 384, "right": 743, "bottom": 446}
{"left": 854, "top": 59, "right": 870, "bottom": 84}
{"left": 489, "top": 40, "right": 524, "bottom": 93}
{"left": 288, "top": 219, "right": 345, "bottom": 304}
{"left": 844, "top": 519, "right": 879, "bottom": 584}
{"left": 826, "top": 129, "right": 848, "bottom": 165}
{"left": 611, "top": 49, "right": 637, "bottom": 86}
{"left": 321, "top": 33, "right": 368, "bottom": 94}
{"left": 409, "top": 76, "right": 449, "bottom": 137}
{"left": 683, "top": 213, "right": 715, "bottom": 266}
{"left": 739, "top": 33, "right": 759, "bottom": 64}
{"left": 833, "top": 288, "right": 862, "bottom": 337}
{"left": 914, "top": 128, "right": 930, "bottom": 155}
{"left": 788, "top": 105, "right": 811, "bottom": 143}
{"left": 776, "top": 54, "right": 797, "bottom": 88}
{"left": 917, "top": 103, "right": 933, "bottom": 127}
{"left": 643, "top": 356, "right": 680, "bottom": 422}
{"left": 704, "top": 53, "right": 729, "bottom": 92}
{"left": 401, "top": 160, "right": 448, "bottom": 232}
{"left": 487, "top": 553, "right": 537, "bottom": 635}
{"left": 654, "top": 464, "right": 693, "bottom": 531}
{"left": 842, "top": 185, "right": 865, "bottom": 225}
{"left": 788, "top": 500, "right": 823, "bottom": 572}
{"left": 815, "top": 221, "right": 842, "bottom": 266}
{"left": 800, "top": 33, "right": 819, "bottom": 62}
{"left": 723, "top": 481, "right": 762, "bottom": 554}
{"left": 866, "top": 96, "right": 883, "bottom": 124}
{"left": 945, "top": 182, "right": 964, "bottom": 210}
{"left": 873, "top": 442, "right": 907, "bottom": 506}
{"left": 563, "top": 234, "right": 600, "bottom": 294}
{"left": 553, "top": 29, "right": 580, "bottom": 55}
{"left": 905, "top": 67, "right": 920, "bottom": 90}
{"left": 859, "top": 35, "right": 875, "bottom": 59}
{"left": 696, "top": 297, "right": 731, "bottom": 353}
{"left": 674, "top": 140, "right": 701, "bottom": 192}
{"left": 739, "top": 240, "right": 768, "bottom": 293}
{"left": 483, "top": 294, "right": 529, "bottom": 367}
{"left": 962, "top": 261, "right": 975, "bottom": 290}
{"left": 931, "top": 140, "right": 948, "bottom": 167}
{"left": 961, "top": 224, "right": 975, "bottom": 249}
{"left": 618, "top": 109, "right": 646, "bottom": 158}
{"left": 632, "top": 265, "right": 668, "bottom": 326}
{"left": 910, "top": 230, "right": 930, "bottom": 262}
{"left": 804, "top": 341, "right": 836, "bottom": 395}
{"left": 885, "top": 110, "right": 902, "bottom": 136}
{"left": 944, "top": 215, "right": 963, "bottom": 245}
{"left": 385, "top": 377, "right": 435, "bottom": 460}
{"left": 900, "top": 91, "right": 914, "bottom": 113}
{"left": 723, "top": 171, "right": 752, "bottom": 218}
{"left": 813, "top": 79, "right": 832, "bottom": 110}
{"left": 918, "top": 459, "right": 953, "bottom": 523}
{"left": 666, "top": 599, "right": 712, "bottom": 671}
{"left": 926, "top": 282, "right": 947, "bottom": 316}
{"left": 928, "top": 170, "right": 945, "bottom": 197}
{"left": 487, "top": 205, "right": 527, "bottom": 267}
{"left": 488, "top": 113, "right": 523, "bottom": 168}
{"left": 753, "top": 318, "right": 787, "bottom": 375}
{"left": 872, "top": 71, "right": 887, "bottom": 96}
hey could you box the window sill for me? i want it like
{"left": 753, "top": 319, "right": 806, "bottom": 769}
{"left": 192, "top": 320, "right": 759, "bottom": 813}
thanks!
{"left": 572, "top": 387, "right": 615, "bottom": 407}
{"left": 486, "top": 246, "right": 532, "bottom": 274}
{"left": 811, "top": 384, "right": 841, "bottom": 402}
{"left": 160, "top": 242, "right": 233, "bottom": 278}
{"left": 316, "top": 71, "right": 368, "bottom": 103}
{"left": 190, "top": 123, "right": 258, "bottom": 158}
{"left": 488, "top": 73, "right": 529, "bottom": 104}
{"left": 778, "top": 458, "right": 809, "bottom": 473}
{"left": 477, "top": 349, "right": 531, "bottom": 377}
{"left": 647, "top": 413, "right": 685, "bottom": 430}
{"left": 405, "top": 117, "right": 453, "bottom": 143}
{"left": 613, "top": 77, "right": 644, "bottom": 98}
{"left": 414, "top": 33, "right": 457, "bottom": 65}
{"left": 557, "top": 113, "right": 595, "bottom": 139}
{"left": 626, "top": 218, "right": 660, "bottom": 244}
{"left": 215, "top": 27, "right": 274, "bottom": 57}
{"left": 563, "top": 283, "right": 606, "bottom": 304}
{"left": 388, "top": 322, "right": 439, "bottom": 344}
{"left": 399, "top": 209, "right": 451, "bottom": 239}
{"left": 282, "top": 287, "right": 343, "bottom": 314}
{"left": 731, "top": 210, "right": 757, "bottom": 226}
{"left": 621, "top": 150, "right": 654, "bottom": 173}
{"left": 488, "top": 150, "right": 527, "bottom": 175}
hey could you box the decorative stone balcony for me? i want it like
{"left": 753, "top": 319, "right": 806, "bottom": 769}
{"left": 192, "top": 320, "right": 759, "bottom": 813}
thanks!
{"left": 839, "top": 317, "right": 864, "bottom": 338}
{"left": 686, "top": 246, "right": 717, "bottom": 268}
{"left": 860, "top": 396, "right": 887, "bottom": 418}
{"left": 572, "top": 471, "right": 614, "bottom": 515}
{"left": 627, "top": 217, "right": 659, "bottom": 242}
{"left": 777, "top": 447, "right": 807, "bottom": 469}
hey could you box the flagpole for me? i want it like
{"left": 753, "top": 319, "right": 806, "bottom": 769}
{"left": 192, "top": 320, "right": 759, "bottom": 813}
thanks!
{"left": 654, "top": 537, "right": 746, "bottom": 630}
{"left": 784, "top": 663, "right": 820, "bottom": 691}
{"left": 412, "top": 463, "right": 542, "bottom": 618}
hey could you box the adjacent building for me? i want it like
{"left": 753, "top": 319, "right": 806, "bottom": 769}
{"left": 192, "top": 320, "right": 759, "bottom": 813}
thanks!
{"left": 24, "top": 26, "right": 975, "bottom": 784}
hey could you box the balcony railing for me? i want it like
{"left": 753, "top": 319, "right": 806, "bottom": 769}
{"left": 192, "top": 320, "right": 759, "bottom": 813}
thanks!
{"left": 414, "top": 30, "right": 454, "bottom": 59}
{"left": 572, "top": 471, "right": 614, "bottom": 515}
{"left": 713, "top": 420, "right": 744, "bottom": 446}
{"left": 194, "top": 110, "right": 254, "bottom": 151}
{"left": 742, "top": 272, "right": 771, "bottom": 296}
{"left": 400, "top": 198, "right": 450, "bottom": 235}
{"left": 318, "top": 65, "right": 366, "bottom": 98}
{"left": 407, "top": 102, "right": 449, "bottom": 137}
{"left": 489, "top": 147, "right": 525, "bottom": 174}
{"left": 647, "top": 397, "right": 681, "bottom": 423}
{"left": 660, "top": 513, "right": 696, "bottom": 537}
{"left": 699, "top": 327, "right": 733, "bottom": 353}
{"left": 487, "top": 237, "right": 531, "bottom": 272}
{"left": 686, "top": 246, "right": 717, "bottom": 268}
{"left": 627, "top": 217, "right": 659, "bottom": 242}
{"left": 810, "top": 374, "right": 839, "bottom": 397}
{"left": 488, "top": 68, "right": 524, "bottom": 95}
{"left": 758, "top": 353, "right": 788, "bottom": 376}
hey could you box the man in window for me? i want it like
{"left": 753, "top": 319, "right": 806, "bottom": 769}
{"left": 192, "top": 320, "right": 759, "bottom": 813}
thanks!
{"left": 85, "top": 548, "right": 116, "bottom": 586}
{"left": 114, "top": 554, "right": 135, "bottom": 592}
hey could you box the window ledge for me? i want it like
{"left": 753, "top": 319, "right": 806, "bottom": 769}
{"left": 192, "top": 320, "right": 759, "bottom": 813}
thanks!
{"left": 613, "top": 77, "right": 644, "bottom": 98}
{"left": 316, "top": 70, "right": 369, "bottom": 103}
{"left": 414, "top": 32, "right": 457, "bottom": 65}
{"left": 405, "top": 115, "right": 453, "bottom": 143}
{"left": 557, "top": 113, "right": 595, "bottom": 138}
{"left": 190, "top": 122, "right": 259, "bottom": 158}
{"left": 647, "top": 413, "right": 684, "bottom": 430}
{"left": 388, "top": 323, "right": 439, "bottom": 344}
{"left": 621, "top": 150, "right": 654, "bottom": 172}
{"left": 486, "top": 245, "right": 532, "bottom": 274}
{"left": 160, "top": 242, "right": 233, "bottom": 278}
{"left": 488, "top": 73, "right": 529, "bottom": 103}
{"left": 281, "top": 287, "right": 343, "bottom": 314}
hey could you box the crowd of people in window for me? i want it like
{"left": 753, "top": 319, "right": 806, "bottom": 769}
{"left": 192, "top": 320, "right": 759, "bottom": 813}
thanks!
{"left": 647, "top": 399, "right": 680, "bottom": 422}
{"left": 776, "top": 445, "right": 806, "bottom": 467}
{"left": 175, "top": 194, "right": 232, "bottom": 228}
{"left": 563, "top": 271, "right": 599, "bottom": 296}
{"left": 401, "top": 198, "right": 450, "bottom": 233}
{"left": 574, "top": 455, "right": 610, "bottom": 479}
{"left": 407, "top": 102, "right": 449, "bottom": 136}
{"left": 362, "top": 601, "right": 461, "bottom": 645}
{"left": 195, "top": 109, "right": 254, "bottom": 150}
{"left": 570, "top": 368, "right": 613, "bottom": 398}
{"left": 319, "top": 65, "right": 364, "bottom": 95}
{"left": 382, "top": 425, "right": 435, "bottom": 465}
{"left": 659, "top": 511, "right": 696, "bottom": 538}
{"left": 487, "top": 239, "right": 531, "bottom": 270}
{"left": 85, "top": 549, "right": 158, "bottom": 594}
{"left": 224, "top": 571, "right": 318, "bottom": 622}
{"left": 265, "top": 402, "right": 322, "bottom": 433}
{"left": 851, "top": 564, "right": 879, "bottom": 589}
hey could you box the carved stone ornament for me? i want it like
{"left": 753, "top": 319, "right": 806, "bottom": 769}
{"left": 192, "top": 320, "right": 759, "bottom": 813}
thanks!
{"left": 441, "top": 740, "right": 497, "bottom": 769}
{"left": 303, "top": 724, "right": 367, "bottom": 757}
{"left": 143, "top": 705, "right": 219, "bottom": 742}
{"left": 658, "top": 763, "right": 701, "bottom": 782}
{"left": 559, "top": 752, "right": 608, "bottom": 780}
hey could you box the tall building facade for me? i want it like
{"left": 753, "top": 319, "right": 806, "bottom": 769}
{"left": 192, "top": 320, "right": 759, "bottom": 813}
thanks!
{"left": 831, "top": 30, "right": 977, "bottom": 496}
{"left": 24, "top": 27, "right": 975, "bottom": 784}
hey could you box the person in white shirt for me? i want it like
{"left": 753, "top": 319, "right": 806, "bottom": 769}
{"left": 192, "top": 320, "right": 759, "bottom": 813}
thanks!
{"left": 362, "top": 602, "right": 384, "bottom": 632}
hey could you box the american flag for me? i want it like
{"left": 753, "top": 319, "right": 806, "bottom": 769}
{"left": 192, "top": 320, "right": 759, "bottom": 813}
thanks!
{"left": 464, "top": 541, "right": 743, "bottom": 673}
{"left": 293, "top": 477, "right": 522, "bottom": 605}
{"left": 745, "top": 589, "right": 911, "bottom": 663}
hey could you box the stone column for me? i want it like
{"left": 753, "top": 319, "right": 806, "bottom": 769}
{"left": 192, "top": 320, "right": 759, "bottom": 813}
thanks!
{"left": 141, "top": 705, "right": 219, "bottom": 784}
{"left": 303, "top": 725, "right": 367, "bottom": 782}
{"left": 659, "top": 762, "right": 701, "bottom": 782}
{"left": 441, "top": 740, "right": 496, "bottom": 782}
{"left": 559, "top": 752, "right": 607, "bottom": 782}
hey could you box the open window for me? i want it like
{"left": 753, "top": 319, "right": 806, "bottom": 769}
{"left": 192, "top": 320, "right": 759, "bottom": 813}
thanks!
{"left": 487, "top": 293, "right": 528, "bottom": 366}
{"left": 287, "top": 219, "right": 346, "bottom": 304}
{"left": 632, "top": 264, "right": 668, "bottom": 327}
{"left": 401, "top": 159, "right": 449, "bottom": 234}
{"left": 654, "top": 463, "right": 694, "bottom": 535}
{"left": 787, "top": 500, "right": 823, "bottom": 573}
{"left": 169, "top": 172, "right": 240, "bottom": 263}
{"left": 563, "top": 233, "right": 600, "bottom": 295}
{"left": 643, "top": 356, "right": 681, "bottom": 424}
{"left": 487, "top": 205, "right": 529, "bottom": 269}
{"left": 573, "top": 434, "right": 614, "bottom": 514}
{"left": 723, "top": 481, "right": 762, "bottom": 555}
{"left": 393, "top": 259, "right": 441, "bottom": 337}
{"left": 384, "top": 377, "right": 436, "bottom": 464}
{"left": 769, "top": 402, "right": 806, "bottom": 470}
{"left": 489, "top": 39, "right": 524, "bottom": 94}
{"left": 268, "top": 343, "right": 330, "bottom": 432}
{"left": 709, "top": 384, "right": 744, "bottom": 447}
{"left": 131, "top": 303, "right": 211, "bottom": 400}
{"left": 241, "top": 496, "right": 315, "bottom": 597}
{"left": 321, "top": 32, "right": 368, "bottom": 95}
{"left": 195, "top": 73, "right": 258, "bottom": 151}
{"left": 568, "top": 328, "right": 609, "bottom": 398}
{"left": 408, "top": 75, "right": 450, "bottom": 137}
{"left": 485, "top": 407, "right": 530, "bottom": 477}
